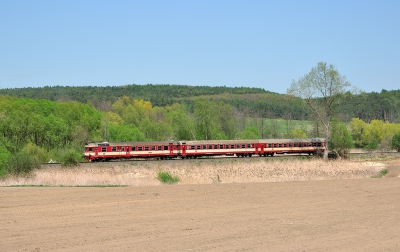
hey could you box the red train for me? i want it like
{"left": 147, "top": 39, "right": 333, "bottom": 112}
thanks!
{"left": 84, "top": 138, "right": 326, "bottom": 162}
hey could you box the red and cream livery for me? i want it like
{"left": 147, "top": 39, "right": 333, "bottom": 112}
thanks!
{"left": 84, "top": 138, "right": 326, "bottom": 162}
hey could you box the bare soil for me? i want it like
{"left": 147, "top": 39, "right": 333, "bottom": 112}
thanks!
{"left": 1, "top": 161, "right": 400, "bottom": 251}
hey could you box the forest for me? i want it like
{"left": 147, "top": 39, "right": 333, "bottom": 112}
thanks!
{"left": 1, "top": 84, "right": 400, "bottom": 177}
{"left": 2, "top": 84, "right": 400, "bottom": 122}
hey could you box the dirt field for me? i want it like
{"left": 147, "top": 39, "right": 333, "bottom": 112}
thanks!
{"left": 1, "top": 160, "right": 400, "bottom": 251}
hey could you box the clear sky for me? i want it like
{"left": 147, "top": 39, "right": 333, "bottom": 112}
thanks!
{"left": 1, "top": 0, "right": 399, "bottom": 94}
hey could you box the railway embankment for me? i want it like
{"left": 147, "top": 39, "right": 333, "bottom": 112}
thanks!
{"left": 2, "top": 156, "right": 398, "bottom": 186}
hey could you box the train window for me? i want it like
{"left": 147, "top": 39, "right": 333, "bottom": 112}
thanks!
{"left": 164, "top": 146, "right": 168, "bottom": 150}
{"left": 219, "top": 145, "right": 224, "bottom": 149}
{"left": 231, "top": 145, "right": 235, "bottom": 149}
{"left": 112, "top": 147, "right": 116, "bottom": 152}
{"left": 157, "top": 146, "right": 162, "bottom": 151}
{"left": 278, "top": 144, "right": 282, "bottom": 148}
{"left": 214, "top": 145, "right": 218, "bottom": 149}
{"left": 132, "top": 146, "right": 136, "bottom": 151}
{"left": 283, "top": 144, "right": 287, "bottom": 147}
{"left": 273, "top": 144, "right": 276, "bottom": 148}
{"left": 145, "top": 146, "right": 149, "bottom": 151}
{"left": 197, "top": 145, "right": 201, "bottom": 149}
{"left": 190, "top": 145, "right": 195, "bottom": 150}
{"left": 208, "top": 145, "right": 212, "bottom": 149}
{"left": 241, "top": 144, "right": 245, "bottom": 148}
{"left": 137, "top": 147, "right": 142, "bottom": 151}
{"left": 102, "top": 147, "right": 106, "bottom": 152}
{"left": 247, "top": 144, "right": 251, "bottom": 148}
{"left": 89, "top": 148, "right": 93, "bottom": 151}
{"left": 203, "top": 145, "right": 206, "bottom": 149}
{"left": 268, "top": 144, "right": 272, "bottom": 148}
{"left": 318, "top": 142, "right": 321, "bottom": 147}
{"left": 150, "top": 146, "right": 154, "bottom": 151}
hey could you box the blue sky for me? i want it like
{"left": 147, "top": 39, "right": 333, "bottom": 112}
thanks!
{"left": 1, "top": 0, "right": 399, "bottom": 94}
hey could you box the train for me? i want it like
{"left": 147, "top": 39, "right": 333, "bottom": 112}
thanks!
{"left": 84, "top": 138, "right": 326, "bottom": 162}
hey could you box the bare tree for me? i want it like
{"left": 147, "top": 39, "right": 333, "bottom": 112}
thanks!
{"left": 287, "top": 62, "right": 359, "bottom": 159}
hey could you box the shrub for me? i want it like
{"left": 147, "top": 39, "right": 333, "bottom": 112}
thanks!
{"left": 392, "top": 133, "right": 400, "bottom": 152}
{"left": 329, "top": 118, "right": 353, "bottom": 157}
{"left": 59, "top": 148, "right": 81, "bottom": 167}
{"left": 6, "top": 150, "right": 40, "bottom": 176}
{"left": 23, "top": 143, "right": 50, "bottom": 163}
{"left": 363, "top": 141, "right": 378, "bottom": 152}
{"left": 372, "top": 168, "right": 389, "bottom": 178}
{"left": 0, "top": 146, "right": 11, "bottom": 177}
{"left": 157, "top": 171, "right": 180, "bottom": 184}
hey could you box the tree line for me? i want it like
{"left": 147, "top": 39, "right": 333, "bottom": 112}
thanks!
{"left": 1, "top": 84, "right": 399, "bottom": 123}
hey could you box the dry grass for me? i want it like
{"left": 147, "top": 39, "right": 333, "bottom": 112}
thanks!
{"left": 0, "top": 158, "right": 386, "bottom": 187}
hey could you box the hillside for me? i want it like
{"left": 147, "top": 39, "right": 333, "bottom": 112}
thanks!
{"left": 0, "top": 84, "right": 310, "bottom": 120}
{"left": 1, "top": 84, "right": 400, "bottom": 122}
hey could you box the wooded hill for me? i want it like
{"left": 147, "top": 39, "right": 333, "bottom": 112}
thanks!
{"left": 1, "top": 84, "right": 399, "bottom": 123}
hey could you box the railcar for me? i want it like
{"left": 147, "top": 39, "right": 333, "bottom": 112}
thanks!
{"left": 84, "top": 138, "right": 326, "bottom": 161}
{"left": 178, "top": 140, "right": 257, "bottom": 158}
{"left": 256, "top": 138, "right": 326, "bottom": 156}
{"left": 84, "top": 141, "right": 178, "bottom": 162}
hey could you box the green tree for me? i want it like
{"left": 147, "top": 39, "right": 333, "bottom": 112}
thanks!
{"left": 288, "top": 128, "right": 307, "bottom": 138}
{"left": 349, "top": 118, "right": 367, "bottom": 148}
{"left": 194, "top": 98, "right": 221, "bottom": 140}
{"left": 108, "top": 124, "right": 146, "bottom": 142}
{"left": 329, "top": 119, "right": 353, "bottom": 158}
{"left": 240, "top": 126, "right": 260, "bottom": 139}
{"left": 287, "top": 62, "right": 358, "bottom": 159}
{"left": 392, "top": 132, "right": 400, "bottom": 152}
{"left": 218, "top": 101, "right": 237, "bottom": 139}
{"left": 166, "top": 103, "right": 195, "bottom": 140}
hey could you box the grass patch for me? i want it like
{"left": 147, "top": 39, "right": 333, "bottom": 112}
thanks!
{"left": 157, "top": 171, "right": 180, "bottom": 184}
{"left": 372, "top": 168, "right": 389, "bottom": 178}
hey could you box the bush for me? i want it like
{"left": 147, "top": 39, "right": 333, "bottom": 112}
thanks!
{"left": 392, "top": 133, "right": 400, "bottom": 152}
{"left": 23, "top": 143, "right": 50, "bottom": 163}
{"left": 329, "top": 118, "right": 353, "bottom": 156}
{"left": 157, "top": 171, "right": 180, "bottom": 184}
{"left": 363, "top": 141, "right": 378, "bottom": 152}
{"left": 372, "top": 168, "right": 389, "bottom": 178}
{"left": 59, "top": 148, "right": 81, "bottom": 167}
{"left": 6, "top": 150, "right": 40, "bottom": 176}
{"left": 0, "top": 146, "right": 11, "bottom": 177}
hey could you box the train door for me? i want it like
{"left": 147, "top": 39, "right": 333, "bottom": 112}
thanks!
{"left": 181, "top": 145, "right": 187, "bottom": 157}
{"left": 259, "top": 143, "right": 264, "bottom": 156}
{"left": 169, "top": 143, "right": 174, "bottom": 157}
{"left": 94, "top": 146, "right": 99, "bottom": 159}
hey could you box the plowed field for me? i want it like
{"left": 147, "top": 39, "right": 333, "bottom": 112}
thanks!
{"left": 1, "top": 160, "right": 400, "bottom": 251}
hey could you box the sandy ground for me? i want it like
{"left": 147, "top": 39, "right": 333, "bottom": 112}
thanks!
{"left": 1, "top": 160, "right": 400, "bottom": 251}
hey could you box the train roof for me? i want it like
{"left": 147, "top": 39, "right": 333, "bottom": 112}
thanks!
{"left": 257, "top": 138, "right": 326, "bottom": 143}
{"left": 85, "top": 138, "right": 326, "bottom": 147}
{"left": 180, "top": 140, "right": 257, "bottom": 145}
